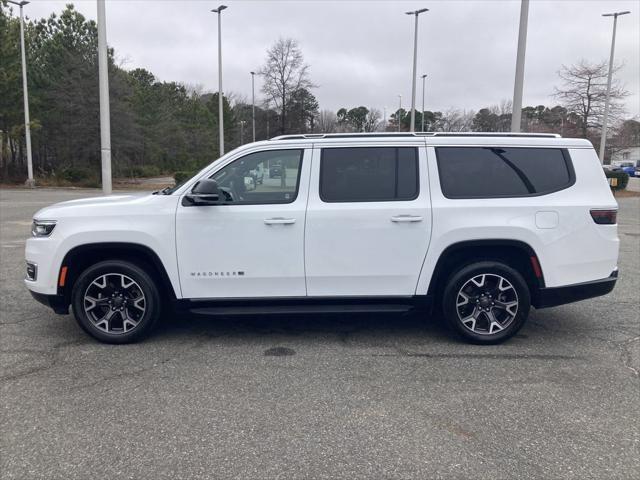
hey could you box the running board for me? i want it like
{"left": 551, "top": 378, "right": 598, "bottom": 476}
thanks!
{"left": 189, "top": 303, "right": 415, "bottom": 316}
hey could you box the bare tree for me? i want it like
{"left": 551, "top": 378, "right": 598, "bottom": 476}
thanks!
{"left": 440, "top": 109, "right": 475, "bottom": 132}
{"left": 259, "top": 38, "right": 314, "bottom": 135}
{"left": 553, "top": 59, "right": 628, "bottom": 138}
{"left": 317, "top": 110, "right": 338, "bottom": 133}
{"left": 363, "top": 108, "right": 382, "bottom": 132}
{"left": 609, "top": 118, "right": 640, "bottom": 159}
{"left": 498, "top": 99, "right": 513, "bottom": 117}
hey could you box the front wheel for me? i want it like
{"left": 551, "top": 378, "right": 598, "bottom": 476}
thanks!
{"left": 442, "top": 261, "right": 531, "bottom": 344}
{"left": 71, "top": 260, "right": 161, "bottom": 344}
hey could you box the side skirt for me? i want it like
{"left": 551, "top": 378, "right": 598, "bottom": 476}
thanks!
{"left": 175, "top": 296, "right": 433, "bottom": 316}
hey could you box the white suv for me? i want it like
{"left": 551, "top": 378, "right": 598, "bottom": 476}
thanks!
{"left": 25, "top": 133, "right": 619, "bottom": 344}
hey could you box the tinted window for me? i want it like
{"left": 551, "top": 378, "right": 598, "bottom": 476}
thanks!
{"left": 436, "top": 147, "right": 574, "bottom": 198}
{"left": 209, "top": 149, "right": 303, "bottom": 204}
{"left": 320, "top": 147, "right": 419, "bottom": 202}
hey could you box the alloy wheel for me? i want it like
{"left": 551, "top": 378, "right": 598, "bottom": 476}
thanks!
{"left": 456, "top": 273, "right": 519, "bottom": 335}
{"left": 83, "top": 273, "right": 146, "bottom": 334}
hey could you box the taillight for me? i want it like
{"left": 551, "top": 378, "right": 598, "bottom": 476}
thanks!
{"left": 590, "top": 209, "right": 617, "bottom": 225}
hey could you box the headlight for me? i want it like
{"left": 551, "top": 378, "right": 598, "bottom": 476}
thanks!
{"left": 31, "top": 219, "right": 57, "bottom": 237}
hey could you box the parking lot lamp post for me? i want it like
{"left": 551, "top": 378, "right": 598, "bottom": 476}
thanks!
{"left": 250, "top": 71, "right": 256, "bottom": 142}
{"left": 212, "top": 5, "right": 227, "bottom": 156}
{"left": 421, "top": 74, "right": 427, "bottom": 132}
{"left": 511, "top": 0, "right": 529, "bottom": 133}
{"left": 8, "top": 0, "right": 34, "bottom": 187}
{"left": 398, "top": 95, "right": 402, "bottom": 132}
{"left": 96, "top": 0, "right": 112, "bottom": 194}
{"left": 406, "top": 8, "right": 428, "bottom": 132}
{"left": 599, "top": 10, "right": 630, "bottom": 163}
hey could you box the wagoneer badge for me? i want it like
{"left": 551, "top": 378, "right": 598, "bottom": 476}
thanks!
{"left": 190, "top": 271, "right": 245, "bottom": 277}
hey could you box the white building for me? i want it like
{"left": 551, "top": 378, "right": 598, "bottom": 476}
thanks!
{"left": 612, "top": 146, "right": 640, "bottom": 166}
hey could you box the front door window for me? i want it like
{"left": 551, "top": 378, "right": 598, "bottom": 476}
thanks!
{"left": 210, "top": 149, "right": 303, "bottom": 205}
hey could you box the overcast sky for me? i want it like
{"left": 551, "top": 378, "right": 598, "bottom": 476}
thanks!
{"left": 22, "top": 0, "right": 640, "bottom": 117}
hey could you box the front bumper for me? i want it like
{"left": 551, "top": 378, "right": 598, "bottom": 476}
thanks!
{"left": 534, "top": 270, "right": 618, "bottom": 309}
{"left": 25, "top": 236, "right": 61, "bottom": 295}
{"left": 29, "top": 291, "right": 69, "bottom": 315}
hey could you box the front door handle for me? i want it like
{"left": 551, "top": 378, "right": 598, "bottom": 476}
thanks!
{"left": 391, "top": 215, "right": 423, "bottom": 223}
{"left": 264, "top": 217, "right": 296, "bottom": 225}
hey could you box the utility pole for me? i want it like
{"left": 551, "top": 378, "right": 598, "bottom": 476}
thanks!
{"left": 212, "top": 5, "right": 227, "bottom": 156}
{"left": 406, "top": 8, "right": 429, "bottom": 132}
{"left": 599, "top": 10, "right": 631, "bottom": 163}
{"left": 511, "top": 0, "right": 529, "bottom": 133}
{"left": 8, "top": 0, "right": 34, "bottom": 187}
{"left": 250, "top": 71, "right": 256, "bottom": 142}
{"left": 97, "top": 0, "right": 112, "bottom": 194}
{"left": 398, "top": 95, "right": 402, "bottom": 132}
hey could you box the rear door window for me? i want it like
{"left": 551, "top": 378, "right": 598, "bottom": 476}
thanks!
{"left": 320, "top": 147, "right": 419, "bottom": 202}
{"left": 435, "top": 147, "right": 574, "bottom": 198}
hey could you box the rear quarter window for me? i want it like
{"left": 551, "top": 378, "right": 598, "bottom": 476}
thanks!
{"left": 435, "top": 147, "right": 575, "bottom": 198}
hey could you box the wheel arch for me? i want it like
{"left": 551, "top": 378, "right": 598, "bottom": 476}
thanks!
{"left": 58, "top": 242, "right": 178, "bottom": 307}
{"left": 425, "top": 239, "right": 545, "bottom": 303}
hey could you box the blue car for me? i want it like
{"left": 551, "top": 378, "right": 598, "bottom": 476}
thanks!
{"left": 617, "top": 162, "right": 636, "bottom": 176}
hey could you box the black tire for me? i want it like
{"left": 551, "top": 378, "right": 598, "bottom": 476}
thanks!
{"left": 71, "top": 260, "right": 161, "bottom": 344}
{"left": 442, "top": 261, "right": 531, "bottom": 344}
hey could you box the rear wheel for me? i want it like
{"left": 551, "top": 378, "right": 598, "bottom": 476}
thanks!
{"left": 442, "top": 261, "right": 530, "bottom": 344}
{"left": 71, "top": 260, "right": 161, "bottom": 344}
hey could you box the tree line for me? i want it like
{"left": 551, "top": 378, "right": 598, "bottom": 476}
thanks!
{"left": 0, "top": 3, "right": 636, "bottom": 186}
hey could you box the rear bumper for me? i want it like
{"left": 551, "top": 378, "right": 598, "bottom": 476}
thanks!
{"left": 534, "top": 270, "right": 618, "bottom": 309}
{"left": 30, "top": 291, "right": 69, "bottom": 315}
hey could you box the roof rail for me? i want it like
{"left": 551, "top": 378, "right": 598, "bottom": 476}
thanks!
{"left": 269, "top": 132, "right": 561, "bottom": 141}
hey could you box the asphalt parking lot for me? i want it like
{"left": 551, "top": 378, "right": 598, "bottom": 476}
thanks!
{"left": 1, "top": 188, "right": 638, "bottom": 480}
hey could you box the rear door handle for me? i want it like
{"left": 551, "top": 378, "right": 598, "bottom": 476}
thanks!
{"left": 391, "top": 215, "right": 423, "bottom": 223}
{"left": 264, "top": 217, "right": 296, "bottom": 225}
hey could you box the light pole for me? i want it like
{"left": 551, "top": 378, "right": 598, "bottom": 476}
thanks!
{"left": 421, "top": 74, "right": 427, "bottom": 132}
{"left": 8, "top": 0, "right": 34, "bottom": 187}
{"left": 406, "top": 8, "right": 428, "bottom": 133}
{"left": 511, "top": 0, "right": 529, "bottom": 133}
{"left": 97, "top": 0, "right": 112, "bottom": 194}
{"left": 398, "top": 95, "right": 402, "bottom": 132}
{"left": 599, "top": 10, "right": 630, "bottom": 163}
{"left": 250, "top": 71, "right": 256, "bottom": 142}
{"left": 212, "top": 5, "right": 227, "bottom": 156}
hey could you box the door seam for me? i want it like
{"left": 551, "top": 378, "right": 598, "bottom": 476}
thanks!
{"left": 302, "top": 145, "right": 315, "bottom": 296}
{"left": 415, "top": 140, "right": 434, "bottom": 295}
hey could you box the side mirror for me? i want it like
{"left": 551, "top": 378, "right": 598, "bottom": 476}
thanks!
{"left": 183, "top": 179, "right": 220, "bottom": 206}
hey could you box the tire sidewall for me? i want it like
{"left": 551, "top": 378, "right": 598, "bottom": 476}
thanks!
{"left": 71, "top": 260, "right": 161, "bottom": 344}
{"left": 442, "top": 261, "right": 531, "bottom": 344}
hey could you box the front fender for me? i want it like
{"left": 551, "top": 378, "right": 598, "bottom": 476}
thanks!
{"left": 25, "top": 201, "right": 180, "bottom": 297}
